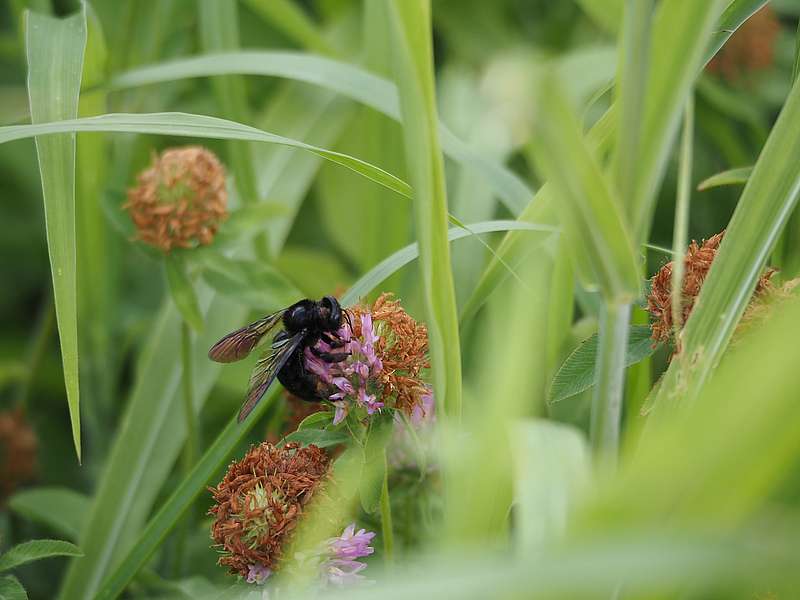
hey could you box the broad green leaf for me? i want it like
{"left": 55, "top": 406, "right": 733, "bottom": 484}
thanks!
{"left": 0, "top": 540, "right": 82, "bottom": 572}
{"left": 528, "top": 73, "right": 639, "bottom": 302}
{"left": 651, "top": 75, "right": 800, "bottom": 410}
{"left": 165, "top": 253, "right": 204, "bottom": 332}
{"left": 283, "top": 429, "right": 349, "bottom": 448}
{"left": 107, "top": 51, "right": 533, "bottom": 214}
{"left": 386, "top": 0, "right": 462, "bottom": 418}
{"left": 7, "top": 487, "right": 89, "bottom": 541}
{"left": 199, "top": 253, "right": 300, "bottom": 311}
{"left": 512, "top": 420, "right": 590, "bottom": 549}
{"left": 549, "top": 326, "right": 658, "bottom": 404}
{"left": 697, "top": 166, "right": 752, "bottom": 191}
{"left": 25, "top": 8, "right": 86, "bottom": 460}
{"left": 0, "top": 112, "right": 411, "bottom": 200}
{"left": 0, "top": 575, "right": 27, "bottom": 600}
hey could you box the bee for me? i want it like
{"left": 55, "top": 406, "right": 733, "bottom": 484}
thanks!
{"left": 208, "top": 296, "right": 351, "bottom": 422}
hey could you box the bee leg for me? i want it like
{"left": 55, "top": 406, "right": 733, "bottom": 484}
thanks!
{"left": 321, "top": 332, "right": 346, "bottom": 348}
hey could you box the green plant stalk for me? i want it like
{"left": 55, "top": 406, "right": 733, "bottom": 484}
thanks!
{"left": 180, "top": 322, "right": 197, "bottom": 470}
{"left": 380, "top": 450, "right": 394, "bottom": 565}
{"left": 385, "top": 0, "right": 462, "bottom": 419}
{"left": 590, "top": 302, "right": 632, "bottom": 461}
{"left": 670, "top": 96, "right": 694, "bottom": 333}
{"left": 613, "top": 0, "right": 653, "bottom": 213}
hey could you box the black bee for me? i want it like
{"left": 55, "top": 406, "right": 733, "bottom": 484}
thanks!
{"left": 208, "top": 296, "right": 351, "bottom": 422}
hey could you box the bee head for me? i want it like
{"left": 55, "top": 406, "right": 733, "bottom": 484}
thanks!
{"left": 318, "top": 296, "right": 342, "bottom": 330}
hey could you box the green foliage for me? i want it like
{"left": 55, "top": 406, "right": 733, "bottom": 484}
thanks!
{"left": 0, "top": 540, "right": 82, "bottom": 572}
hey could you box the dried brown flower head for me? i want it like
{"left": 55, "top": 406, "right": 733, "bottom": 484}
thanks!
{"left": 351, "top": 293, "right": 430, "bottom": 416}
{"left": 707, "top": 6, "right": 780, "bottom": 83}
{"left": 208, "top": 442, "right": 329, "bottom": 577}
{"left": 0, "top": 408, "right": 38, "bottom": 502}
{"left": 125, "top": 146, "right": 228, "bottom": 253}
{"left": 647, "top": 231, "right": 774, "bottom": 346}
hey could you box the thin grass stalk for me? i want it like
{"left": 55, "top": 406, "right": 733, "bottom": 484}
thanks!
{"left": 180, "top": 322, "right": 197, "bottom": 469}
{"left": 590, "top": 302, "right": 632, "bottom": 462}
{"left": 670, "top": 96, "right": 694, "bottom": 335}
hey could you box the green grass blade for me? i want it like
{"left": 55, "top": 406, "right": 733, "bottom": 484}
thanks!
{"left": 0, "top": 540, "right": 82, "bottom": 572}
{"left": 341, "top": 220, "right": 556, "bottom": 306}
{"left": 629, "top": 0, "right": 728, "bottom": 242}
{"left": 704, "top": 1, "right": 768, "bottom": 66}
{"left": 385, "top": 0, "right": 462, "bottom": 418}
{"left": 697, "top": 166, "right": 752, "bottom": 191}
{"left": 0, "top": 112, "right": 411, "bottom": 199}
{"left": 653, "top": 76, "right": 800, "bottom": 410}
{"left": 24, "top": 8, "right": 87, "bottom": 461}
{"left": 164, "top": 254, "right": 204, "bottom": 332}
{"left": 106, "top": 51, "right": 533, "bottom": 214}
{"left": 198, "top": 0, "right": 259, "bottom": 207}
{"left": 528, "top": 74, "right": 639, "bottom": 302}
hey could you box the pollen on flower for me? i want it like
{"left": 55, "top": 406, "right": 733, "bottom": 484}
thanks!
{"left": 646, "top": 231, "right": 775, "bottom": 348}
{"left": 125, "top": 146, "right": 228, "bottom": 253}
{"left": 305, "top": 293, "right": 432, "bottom": 425}
{"left": 208, "top": 442, "right": 329, "bottom": 578}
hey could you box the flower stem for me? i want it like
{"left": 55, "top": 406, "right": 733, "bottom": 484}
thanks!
{"left": 590, "top": 301, "right": 632, "bottom": 463}
{"left": 181, "top": 321, "right": 197, "bottom": 469}
{"left": 670, "top": 96, "right": 694, "bottom": 335}
{"left": 380, "top": 449, "right": 394, "bottom": 565}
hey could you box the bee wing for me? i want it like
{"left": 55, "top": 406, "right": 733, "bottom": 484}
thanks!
{"left": 208, "top": 311, "right": 286, "bottom": 363}
{"left": 237, "top": 331, "right": 306, "bottom": 422}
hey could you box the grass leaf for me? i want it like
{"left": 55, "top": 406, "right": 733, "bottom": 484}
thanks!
{"left": 107, "top": 51, "right": 533, "bottom": 214}
{"left": 697, "top": 166, "right": 752, "bottom": 191}
{"left": 386, "top": 0, "right": 462, "bottom": 418}
{"left": 0, "top": 112, "right": 411, "bottom": 201}
{"left": 24, "top": 7, "right": 86, "bottom": 461}
{"left": 528, "top": 73, "right": 639, "bottom": 301}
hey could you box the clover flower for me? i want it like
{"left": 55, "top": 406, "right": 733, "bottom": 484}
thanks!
{"left": 305, "top": 293, "right": 431, "bottom": 425}
{"left": 647, "top": 231, "right": 774, "bottom": 348}
{"left": 707, "top": 6, "right": 780, "bottom": 83}
{"left": 0, "top": 408, "right": 37, "bottom": 502}
{"left": 125, "top": 146, "right": 228, "bottom": 253}
{"left": 320, "top": 523, "right": 376, "bottom": 586}
{"left": 208, "top": 442, "right": 329, "bottom": 578}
